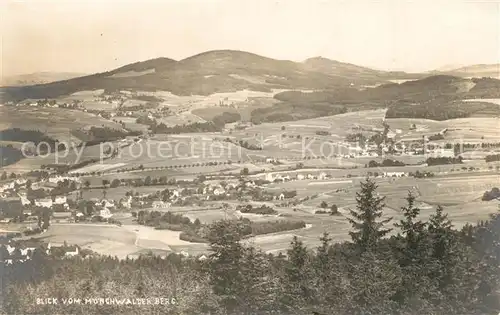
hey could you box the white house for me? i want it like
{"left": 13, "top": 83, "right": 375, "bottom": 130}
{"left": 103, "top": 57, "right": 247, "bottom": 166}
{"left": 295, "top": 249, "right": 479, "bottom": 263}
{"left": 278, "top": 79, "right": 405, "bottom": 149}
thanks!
{"left": 15, "top": 178, "right": 27, "bottom": 186}
{"left": 48, "top": 176, "right": 80, "bottom": 184}
{"left": 97, "top": 199, "right": 115, "bottom": 209}
{"left": 430, "top": 149, "right": 455, "bottom": 158}
{"left": 6, "top": 244, "right": 15, "bottom": 255}
{"left": 99, "top": 209, "right": 112, "bottom": 219}
{"left": 20, "top": 247, "right": 36, "bottom": 256}
{"left": 121, "top": 196, "right": 132, "bottom": 209}
{"left": 18, "top": 194, "right": 31, "bottom": 206}
{"left": 278, "top": 193, "right": 285, "bottom": 201}
{"left": 296, "top": 174, "right": 305, "bottom": 180}
{"left": 214, "top": 187, "right": 226, "bottom": 196}
{"left": 318, "top": 172, "right": 327, "bottom": 180}
{"left": 35, "top": 198, "right": 53, "bottom": 208}
{"left": 265, "top": 173, "right": 274, "bottom": 182}
{"left": 54, "top": 196, "right": 67, "bottom": 205}
{"left": 64, "top": 247, "right": 79, "bottom": 257}
{"left": 387, "top": 130, "right": 397, "bottom": 139}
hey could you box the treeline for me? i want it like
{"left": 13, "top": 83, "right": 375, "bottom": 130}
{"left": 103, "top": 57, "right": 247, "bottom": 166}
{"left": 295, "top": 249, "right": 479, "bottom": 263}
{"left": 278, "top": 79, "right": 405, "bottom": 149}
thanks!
{"left": 3, "top": 178, "right": 500, "bottom": 315}
{"left": 426, "top": 156, "right": 463, "bottom": 166}
{"left": 367, "top": 159, "right": 406, "bottom": 168}
{"left": 0, "top": 128, "right": 61, "bottom": 152}
{"left": 133, "top": 94, "right": 163, "bottom": 103}
{"left": 224, "top": 138, "right": 262, "bottom": 150}
{"left": 409, "top": 170, "right": 435, "bottom": 178}
{"left": 345, "top": 132, "right": 367, "bottom": 143}
{"left": 428, "top": 133, "right": 445, "bottom": 141}
{"left": 212, "top": 112, "right": 241, "bottom": 127}
{"left": 135, "top": 210, "right": 305, "bottom": 244}
{"left": 0, "top": 128, "right": 57, "bottom": 146}
{"left": 250, "top": 102, "right": 347, "bottom": 124}
{"left": 237, "top": 204, "right": 277, "bottom": 215}
{"left": 150, "top": 121, "right": 221, "bottom": 134}
{"left": 315, "top": 130, "right": 331, "bottom": 136}
{"left": 0, "top": 145, "right": 24, "bottom": 167}
{"left": 88, "top": 127, "right": 140, "bottom": 141}
{"left": 485, "top": 154, "right": 500, "bottom": 163}
{"left": 482, "top": 187, "right": 500, "bottom": 201}
{"left": 0, "top": 171, "right": 18, "bottom": 181}
{"left": 386, "top": 100, "right": 500, "bottom": 121}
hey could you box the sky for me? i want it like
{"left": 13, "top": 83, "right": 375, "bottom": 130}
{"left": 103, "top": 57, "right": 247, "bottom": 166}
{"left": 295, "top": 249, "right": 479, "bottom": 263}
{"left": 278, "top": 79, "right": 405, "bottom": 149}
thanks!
{"left": 1, "top": 0, "right": 500, "bottom": 76}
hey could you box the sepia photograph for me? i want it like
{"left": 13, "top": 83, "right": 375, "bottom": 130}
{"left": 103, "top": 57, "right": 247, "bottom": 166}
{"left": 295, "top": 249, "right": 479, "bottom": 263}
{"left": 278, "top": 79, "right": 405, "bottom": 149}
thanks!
{"left": 1, "top": 0, "right": 499, "bottom": 314}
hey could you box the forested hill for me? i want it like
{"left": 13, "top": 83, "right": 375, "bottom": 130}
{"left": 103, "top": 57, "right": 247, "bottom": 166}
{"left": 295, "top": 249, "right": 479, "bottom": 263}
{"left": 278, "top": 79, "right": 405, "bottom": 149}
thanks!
{"left": 1, "top": 50, "right": 417, "bottom": 101}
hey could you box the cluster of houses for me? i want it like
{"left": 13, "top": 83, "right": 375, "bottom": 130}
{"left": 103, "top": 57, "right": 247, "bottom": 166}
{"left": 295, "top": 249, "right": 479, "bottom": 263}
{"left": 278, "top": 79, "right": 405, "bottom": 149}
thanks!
{"left": 263, "top": 171, "right": 331, "bottom": 183}
{"left": 0, "top": 237, "right": 81, "bottom": 266}
{"left": 0, "top": 178, "right": 28, "bottom": 198}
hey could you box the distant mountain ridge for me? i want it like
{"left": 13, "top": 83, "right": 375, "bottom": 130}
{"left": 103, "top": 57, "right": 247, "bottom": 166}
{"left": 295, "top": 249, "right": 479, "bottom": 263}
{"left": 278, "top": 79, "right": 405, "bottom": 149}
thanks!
{"left": 2, "top": 50, "right": 497, "bottom": 102}
{"left": 1, "top": 72, "right": 87, "bottom": 87}
{"left": 434, "top": 64, "right": 500, "bottom": 79}
{"left": 1, "top": 50, "right": 421, "bottom": 101}
{"left": 302, "top": 57, "right": 423, "bottom": 80}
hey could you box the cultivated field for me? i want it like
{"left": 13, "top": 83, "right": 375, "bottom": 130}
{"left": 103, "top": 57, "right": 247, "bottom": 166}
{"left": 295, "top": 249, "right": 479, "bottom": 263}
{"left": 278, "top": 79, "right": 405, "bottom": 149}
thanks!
{"left": 31, "top": 223, "right": 208, "bottom": 259}
{"left": 0, "top": 106, "right": 122, "bottom": 142}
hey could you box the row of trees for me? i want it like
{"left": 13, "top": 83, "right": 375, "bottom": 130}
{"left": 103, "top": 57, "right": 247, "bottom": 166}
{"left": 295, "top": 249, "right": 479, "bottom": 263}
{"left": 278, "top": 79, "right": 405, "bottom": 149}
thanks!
{"left": 367, "top": 159, "right": 406, "bottom": 168}
{"left": 0, "top": 171, "right": 18, "bottom": 180}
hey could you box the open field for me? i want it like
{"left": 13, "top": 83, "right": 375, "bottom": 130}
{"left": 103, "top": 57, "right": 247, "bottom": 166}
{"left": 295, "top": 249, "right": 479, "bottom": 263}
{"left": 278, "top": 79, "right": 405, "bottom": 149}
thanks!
{"left": 112, "top": 117, "right": 149, "bottom": 132}
{"left": 30, "top": 223, "right": 208, "bottom": 258}
{"left": 244, "top": 109, "right": 387, "bottom": 139}
{"left": 0, "top": 106, "right": 122, "bottom": 142}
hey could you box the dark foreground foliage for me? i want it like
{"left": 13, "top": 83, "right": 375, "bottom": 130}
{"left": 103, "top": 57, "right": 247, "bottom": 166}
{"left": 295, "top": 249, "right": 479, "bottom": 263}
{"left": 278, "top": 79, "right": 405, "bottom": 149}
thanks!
{"left": 2, "top": 178, "right": 500, "bottom": 315}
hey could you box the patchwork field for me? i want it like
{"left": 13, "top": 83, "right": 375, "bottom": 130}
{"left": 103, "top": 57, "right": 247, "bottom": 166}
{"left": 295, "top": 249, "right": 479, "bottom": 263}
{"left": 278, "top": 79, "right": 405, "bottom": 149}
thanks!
{"left": 0, "top": 106, "right": 122, "bottom": 142}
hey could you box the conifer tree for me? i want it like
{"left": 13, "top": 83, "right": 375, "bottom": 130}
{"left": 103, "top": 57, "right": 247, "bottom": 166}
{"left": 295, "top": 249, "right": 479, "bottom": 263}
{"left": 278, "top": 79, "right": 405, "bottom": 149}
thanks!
{"left": 393, "top": 192, "right": 429, "bottom": 304}
{"left": 395, "top": 191, "right": 428, "bottom": 263}
{"left": 282, "top": 236, "right": 311, "bottom": 310}
{"left": 315, "top": 232, "right": 331, "bottom": 282}
{"left": 348, "top": 177, "right": 392, "bottom": 251}
{"left": 428, "top": 205, "right": 453, "bottom": 260}
{"left": 207, "top": 219, "right": 245, "bottom": 311}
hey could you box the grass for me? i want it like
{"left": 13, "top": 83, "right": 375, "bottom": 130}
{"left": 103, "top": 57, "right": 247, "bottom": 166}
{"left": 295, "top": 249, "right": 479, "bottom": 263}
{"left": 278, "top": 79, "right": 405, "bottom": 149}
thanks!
{"left": 0, "top": 106, "right": 121, "bottom": 141}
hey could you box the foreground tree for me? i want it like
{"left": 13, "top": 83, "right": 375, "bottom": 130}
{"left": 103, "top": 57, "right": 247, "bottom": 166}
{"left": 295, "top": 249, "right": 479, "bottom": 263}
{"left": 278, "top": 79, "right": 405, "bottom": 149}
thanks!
{"left": 348, "top": 177, "right": 392, "bottom": 252}
{"left": 395, "top": 191, "right": 428, "bottom": 263}
{"left": 207, "top": 220, "right": 245, "bottom": 312}
{"left": 393, "top": 192, "right": 431, "bottom": 305}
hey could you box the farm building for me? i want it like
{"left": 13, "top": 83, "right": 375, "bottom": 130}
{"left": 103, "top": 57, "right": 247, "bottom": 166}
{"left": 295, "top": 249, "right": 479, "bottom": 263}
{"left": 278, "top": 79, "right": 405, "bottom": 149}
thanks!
{"left": 48, "top": 176, "right": 80, "bottom": 184}
{"left": 54, "top": 196, "right": 67, "bottom": 205}
{"left": 99, "top": 209, "right": 112, "bottom": 219}
{"left": 213, "top": 187, "right": 226, "bottom": 196}
{"left": 35, "top": 198, "right": 53, "bottom": 208}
